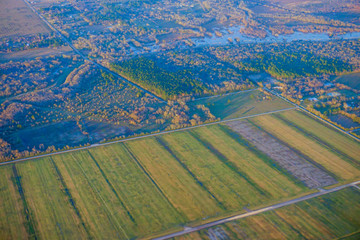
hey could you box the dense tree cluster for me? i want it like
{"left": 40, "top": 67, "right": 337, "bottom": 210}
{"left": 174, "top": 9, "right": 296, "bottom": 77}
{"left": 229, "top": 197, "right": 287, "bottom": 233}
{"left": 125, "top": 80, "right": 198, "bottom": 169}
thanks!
{"left": 236, "top": 51, "right": 352, "bottom": 79}
{"left": 110, "top": 57, "right": 208, "bottom": 99}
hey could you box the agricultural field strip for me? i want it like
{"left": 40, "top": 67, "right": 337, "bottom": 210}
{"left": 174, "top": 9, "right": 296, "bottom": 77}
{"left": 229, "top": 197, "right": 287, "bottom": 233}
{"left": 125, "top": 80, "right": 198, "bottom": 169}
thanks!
{"left": 0, "top": 107, "right": 297, "bottom": 167}
{"left": 21, "top": 0, "right": 164, "bottom": 102}
{"left": 153, "top": 180, "right": 360, "bottom": 240}
{"left": 226, "top": 120, "right": 337, "bottom": 188}
{"left": 263, "top": 87, "right": 360, "bottom": 142}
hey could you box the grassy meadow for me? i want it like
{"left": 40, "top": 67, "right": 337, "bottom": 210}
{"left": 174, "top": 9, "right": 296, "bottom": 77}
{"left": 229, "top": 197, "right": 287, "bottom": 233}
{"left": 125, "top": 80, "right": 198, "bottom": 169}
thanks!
{"left": 189, "top": 89, "right": 293, "bottom": 119}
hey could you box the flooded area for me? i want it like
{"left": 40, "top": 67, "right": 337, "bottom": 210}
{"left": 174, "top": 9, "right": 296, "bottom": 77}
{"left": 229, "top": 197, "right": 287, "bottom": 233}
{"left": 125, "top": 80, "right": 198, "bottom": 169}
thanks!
{"left": 191, "top": 27, "right": 360, "bottom": 47}
{"left": 130, "top": 26, "right": 360, "bottom": 55}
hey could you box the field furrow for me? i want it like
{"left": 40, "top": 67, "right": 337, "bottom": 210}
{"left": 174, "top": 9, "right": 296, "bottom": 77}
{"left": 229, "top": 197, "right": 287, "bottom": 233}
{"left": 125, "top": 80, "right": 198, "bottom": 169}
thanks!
{"left": 125, "top": 137, "right": 223, "bottom": 221}
{"left": 15, "top": 159, "right": 88, "bottom": 239}
{"left": 87, "top": 144, "right": 185, "bottom": 238}
{"left": 160, "top": 131, "right": 270, "bottom": 210}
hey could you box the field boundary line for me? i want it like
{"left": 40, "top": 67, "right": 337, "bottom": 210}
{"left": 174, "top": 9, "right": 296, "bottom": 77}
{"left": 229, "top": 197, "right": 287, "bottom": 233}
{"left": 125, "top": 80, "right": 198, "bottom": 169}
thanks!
{"left": 152, "top": 180, "right": 360, "bottom": 240}
{"left": 0, "top": 107, "right": 297, "bottom": 167}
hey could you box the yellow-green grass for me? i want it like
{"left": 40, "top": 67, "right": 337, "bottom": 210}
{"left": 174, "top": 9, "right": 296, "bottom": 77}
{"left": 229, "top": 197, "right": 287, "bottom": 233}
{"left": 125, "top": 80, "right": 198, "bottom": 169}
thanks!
{"left": 160, "top": 131, "right": 265, "bottom": 210}
{"left": 190, "top": 90, "right": 293, "bottom": 119}
{"left": 54, "top": 146, "right": 184, "bottom": 239}
{"left": 248, "top": 110, "right": 360, "bottom": 181}
{"left": 280, "top": 110, "right": 360, "bottom": 162}
{"left": 158, "top": 130, "right": 305, "bottom": 211}
{"left": 176, "top": 187, "right": 360, "bottom": 240}
{"left": 15, "top": 158, "right": 88, "bottom": 239}
{"left": 87, "top": 144, "right": 186, "bottom": 236}
{"left": 124, "top": 138, "right": 223, "bottom": 221}
{"left": 0, "top": 166, "right": 28, "bottom": 240}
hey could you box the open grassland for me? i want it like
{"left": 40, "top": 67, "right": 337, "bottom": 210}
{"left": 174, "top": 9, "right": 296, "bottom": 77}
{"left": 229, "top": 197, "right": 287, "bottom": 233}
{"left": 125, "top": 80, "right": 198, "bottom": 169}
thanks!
{"left": 175, "top": 187, "right": 360, "bottom": 240}
{"left": 248, "top": 110, "right": 360, "bottom": 182}
{"left": 334, "top": 72, "right": 360, "bottom": 90}
{"left": 189, "top": 90, "right": 293, "bottom": 119}
{"left": 0, "top": 0, "right": 49, "bottom": 37}
{"left": 0, "top": 121, "right": 311, "bottom": 239}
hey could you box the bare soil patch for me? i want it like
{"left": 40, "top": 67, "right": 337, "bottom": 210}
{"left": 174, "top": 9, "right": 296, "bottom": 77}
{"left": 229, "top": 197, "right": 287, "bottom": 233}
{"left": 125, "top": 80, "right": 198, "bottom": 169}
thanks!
{"left": 226, "top": 120, "right": 337, "bottom": 188}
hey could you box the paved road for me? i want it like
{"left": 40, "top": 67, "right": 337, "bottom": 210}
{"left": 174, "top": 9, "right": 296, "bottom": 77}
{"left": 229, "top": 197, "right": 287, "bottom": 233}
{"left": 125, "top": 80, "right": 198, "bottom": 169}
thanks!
{"left": 263, "top": 88, "right": 360, "bottom": 142}
{"left": 153, "top": 180, "right": 360, "bottom": 240}
{"left": 0, "top": 107, "right": 296, "bottom": 167}
{"left": 22, "top": 0, "right": 165, "bottom": 102}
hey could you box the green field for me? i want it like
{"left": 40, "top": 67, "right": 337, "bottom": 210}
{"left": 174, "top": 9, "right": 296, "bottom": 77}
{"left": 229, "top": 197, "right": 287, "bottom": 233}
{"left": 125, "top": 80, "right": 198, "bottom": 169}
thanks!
{"left": 334, "top": 72, "right": 360, "bottom": 90}
{"left": 175, "top": 187, "right": 360, "bottom": 240}
{"left": 189, "top": 90, "right": 293, "bottom": 119}
{"left": 0, "top": 108, "right": 359, "bottom": 239}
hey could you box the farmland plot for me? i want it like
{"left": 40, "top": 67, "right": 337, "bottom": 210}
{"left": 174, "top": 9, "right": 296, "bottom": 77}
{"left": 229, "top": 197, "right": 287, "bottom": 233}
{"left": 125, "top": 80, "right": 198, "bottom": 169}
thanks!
{"left": 124, "top": 138, "right": 223, "bottom": 221}
{"left": 158, "top": 129, "right": 307, "bottom": 211}
{"left": 54, "top": 147, "right": 184, "bottom": 239}
{"left": 226, "top": 120, "right": 337, "bottom": 188}
{"left": 0, "top": 166, "right": 28, "bottom": 239}
{"left": 249, "top": 110, "right": 360, "bottom": 181}
{"left": 1, "top": 108, "right": 359, "bottom": 239}
{"left": 175, "top": 187, "right": 360, "bottom": 240}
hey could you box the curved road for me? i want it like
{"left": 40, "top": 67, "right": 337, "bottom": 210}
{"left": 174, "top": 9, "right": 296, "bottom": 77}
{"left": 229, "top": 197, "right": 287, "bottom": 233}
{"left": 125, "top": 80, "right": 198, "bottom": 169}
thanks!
{"left": 22, "top": 0, "right": 165, "bottom": 102}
